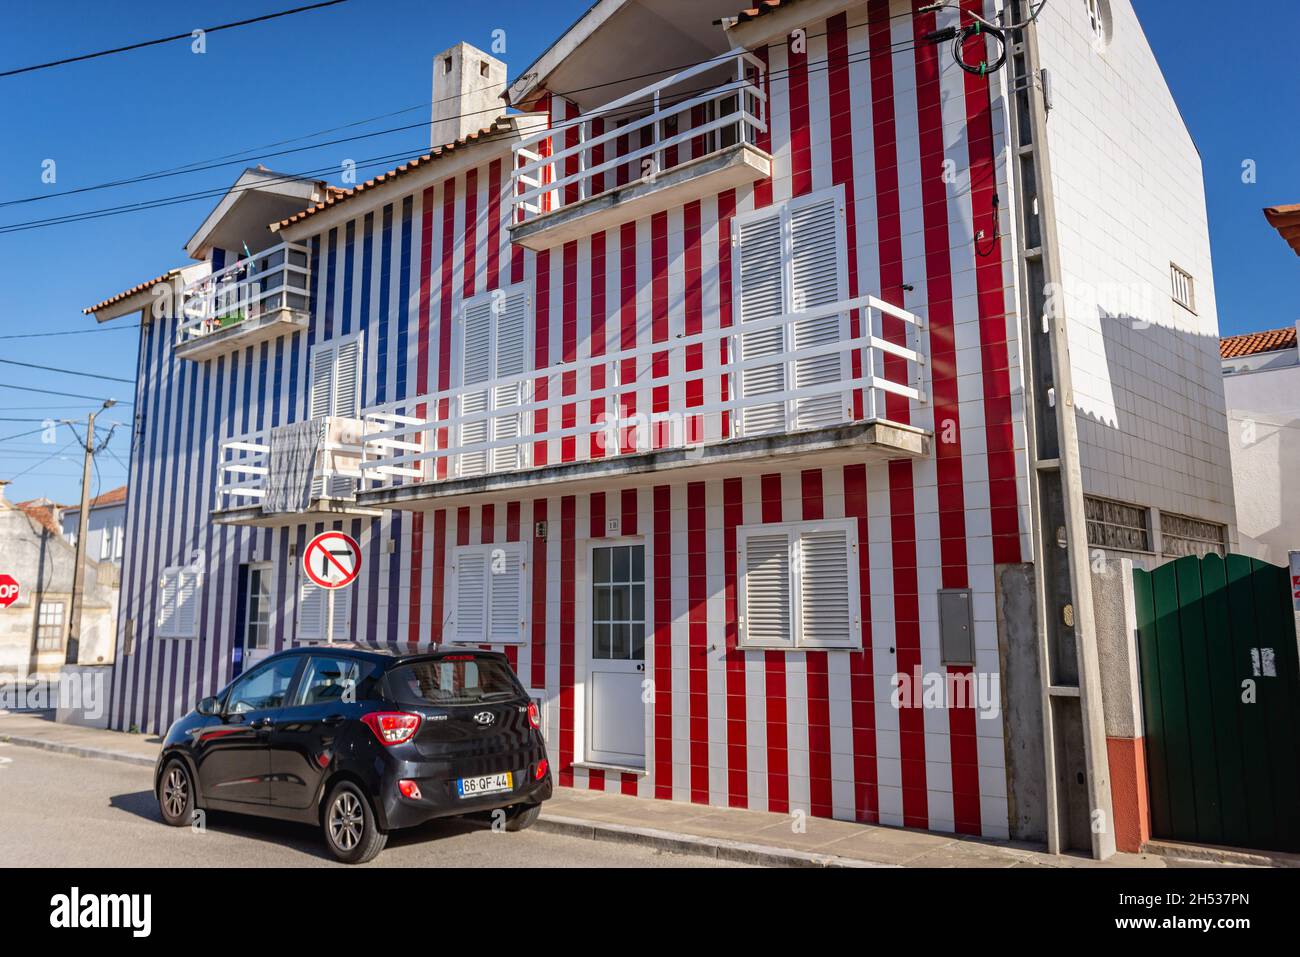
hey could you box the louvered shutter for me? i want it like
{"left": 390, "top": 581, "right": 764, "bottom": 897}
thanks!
{"left": 492, "top": 290, "right": 529, "bottom": 472}
{"left": 797, "top": 529, "right": 853, "bottom": 647}
{"left": 329, "top": 337, "right": 363, "bottom": 497}
{"left": 735, "top": 213, "right": 788, "bottom": 436}
{"left": 298, "top": 578, "right": 325, "bottom": 643}
{"left": 459, "top": 298, "right": 494, "bottom": 477}
{"left": 454, "top": 551, "right": 487, "bottom": 642}
{"left": 310, "top": 346, "right": 335, "bottom": 419}
{"left": 488, "top": 547, "right": 524, "bottom": 642}
{"left": 175, "top": 570, "right": 199, "bottom": 637}
{"left": 329, "top": 589, "right": 351, "bottom": 642}
{"left": 789, "top": 197, "right": 849, "bottom": 429}
{"left": 157, "top": 570, "right": 178, "bottom": 636}
{"left": 741, "top": 532, "right": 793, "bottom": 646}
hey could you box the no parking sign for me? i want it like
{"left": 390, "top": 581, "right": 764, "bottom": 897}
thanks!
{"left": 303, "top": 531, "right": 362, "bottom": 590}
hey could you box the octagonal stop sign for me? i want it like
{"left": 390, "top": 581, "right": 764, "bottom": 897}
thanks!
{"left": 0, "top": 574, "right": 19, "bottom": 608}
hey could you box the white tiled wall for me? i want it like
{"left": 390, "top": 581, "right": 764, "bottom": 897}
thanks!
{"left": 1036, "top": 0, "right": 1235, "bottom": 532}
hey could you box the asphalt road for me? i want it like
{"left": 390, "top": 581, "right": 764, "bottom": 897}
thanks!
{"left": 0, "top": 742, "right": 741, "bottom": 868}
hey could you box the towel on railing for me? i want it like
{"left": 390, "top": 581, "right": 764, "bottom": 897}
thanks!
{"left": 264, "top": 419, "right": 322, "bottom": 514}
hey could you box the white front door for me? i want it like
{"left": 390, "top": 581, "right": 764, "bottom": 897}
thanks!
{"left": 586, "top": 542, "right": 647, "bottom": 768}
{"left": 242, "top": 563, "right": 275, "bottom": 670}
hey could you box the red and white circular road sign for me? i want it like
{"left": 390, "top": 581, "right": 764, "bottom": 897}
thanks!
{"left": 302, "top": 531, "right": 362, "bottom": 590}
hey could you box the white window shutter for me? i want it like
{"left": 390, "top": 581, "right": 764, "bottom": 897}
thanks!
{"left": 488, "top": 547, "right": 524, "bottom": 642}
{"left": 789, "top": 197, "right": 849, "bottom": 429}
{"left": 298, "top": 578, "right": 324, "bottom": 643}
{"left": 157, "top": 570, "right": 178, "bottom": 636}
{"left": 735, "top": 213, "right": 788, "bottom": 436}
{"left": 310, "top": 345, "right": 335, "bottom": 420}
{"left": 741, "top": 532, "right": 793, "bottom": 647}
{"left": 797, "top": 529, "right": 854, "bottom": 647}
{"left": 459, "top": 297, "right": 494, "bottom": 477}
{"left": 454, "top": 551, "right": 487, "bottom": 642}
{"left": 333, "top": 337, "right": 362, "bottom": 417}
{"left": 330, "top": 589, "right": 350, "bottom": 642}
{"left": 492, "top": 290, "right": 529, "bottom": 472}
{"left": 175, "top": 570, "right": 198, "bottom": 637}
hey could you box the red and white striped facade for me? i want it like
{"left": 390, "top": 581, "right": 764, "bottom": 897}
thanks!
{"left": 106, "top": 0, "right": 1042, "bottom": 837}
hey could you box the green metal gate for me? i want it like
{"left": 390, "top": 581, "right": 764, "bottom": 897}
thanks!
{"left": 1133, "top": 553, "right": 1300, "bottom": 852}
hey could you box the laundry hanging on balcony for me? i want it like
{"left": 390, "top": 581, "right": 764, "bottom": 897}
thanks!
{"left": 264, "top": 419, "right": 322, "bottom": 514}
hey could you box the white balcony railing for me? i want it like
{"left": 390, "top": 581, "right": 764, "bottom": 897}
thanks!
{"left": 359, "top": 295, "right": 928, "bottom": 491}
{"left": 511, "top": 49, "right": 769, "bottom": 227}
{"left": 177, "top": 242, "right": 312, "bottom": 349}
{"left": 217, "top": 416, "right": 365, "bottom": 513}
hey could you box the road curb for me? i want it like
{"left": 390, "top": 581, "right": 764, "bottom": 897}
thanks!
{"left": 1141, "top": 839, "right": 1293, "bottom": 868}
{"left": 0, "top": 733, "right": 156, "bottom": 769}
{"left": 534, "top": 813, "right": 893, "bottom": 868}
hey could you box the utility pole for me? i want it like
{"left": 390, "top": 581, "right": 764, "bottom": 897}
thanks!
{"left": 66, "top": 400, "right": 115, "bottom": 665}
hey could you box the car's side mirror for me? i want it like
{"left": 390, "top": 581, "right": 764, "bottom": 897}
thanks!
{"left": 196, "top": 696, "right": 220, "bottom": 717}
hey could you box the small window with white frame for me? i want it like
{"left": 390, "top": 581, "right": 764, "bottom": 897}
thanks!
{"left": 1085, "top": 0, "right": 1110, "bottom": 48}
{"left": 1170, "top": 262, "right": 1196, "bottom": 313}
{"left": 737, "top": 518, "right": 860, "bottom": 650}
{"left": 36, "top": 600, "right": 65, "bottom": 651}
{"left": 450, "top": 543, "right": 528, "bottom": 644}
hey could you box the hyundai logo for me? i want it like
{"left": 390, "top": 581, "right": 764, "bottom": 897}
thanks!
{"left": 473, "top": 711, "right": 495, "bottom": 726}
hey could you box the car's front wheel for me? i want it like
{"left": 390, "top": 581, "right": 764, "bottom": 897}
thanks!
{"left": 158, "top": 759, "right": 194, "bottom": 827}
{"left": 323, "top": 781, "right": 387, "bottom": 864}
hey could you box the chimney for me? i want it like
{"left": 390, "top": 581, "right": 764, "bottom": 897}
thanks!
{"left": 431, "top": 42, "right": 507, "bottom": 149}
{"left": 0, "top": 480, "right": 9, "bottom": 504}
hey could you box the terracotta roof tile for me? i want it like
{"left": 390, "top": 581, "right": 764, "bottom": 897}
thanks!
{"left": 83, "top": 269, "right": 180, "bottom": 315}
{"left": 1220, "top": 326, "right": 1298, "bottom": 359}
{"left": 1263, "top": 204, "right": 1300, "bottom": 257}
{"left": 274, "top": 118, "right": 516, "bottom": 231}
{"left": 60, "top": 485, "right": 128, "bottom": 512}
{"left": 15, "top": 499, "right": 61, "bottom": 537}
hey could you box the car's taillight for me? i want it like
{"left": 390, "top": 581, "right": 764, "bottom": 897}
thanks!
{"left": 535, "top": 758, "right": 548, "bottom": 781}
{"left": 362, "top": 711, "right": 421, "bottom": 746}
{"left": 398, "top": 779, "right": 422, "bottom": 800}
{"left": 527, "top": 701, "right": 541, "bottom": 730}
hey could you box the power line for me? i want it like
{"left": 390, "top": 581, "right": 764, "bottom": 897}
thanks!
{"left": 0, "top": 1, "right": 350, "bottom": 79}
{"left": 0, "top": 325, "right": 139, "bottom": 340}
{"left": 0, "top": 357, "right": 134, "bottom": 384}
{"left": 0, "top": 381, "right": 132, "bottom": 404}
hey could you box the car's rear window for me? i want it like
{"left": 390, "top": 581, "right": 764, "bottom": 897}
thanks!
{"left": 386, "top": 656, "right": 522, "bottom": 706}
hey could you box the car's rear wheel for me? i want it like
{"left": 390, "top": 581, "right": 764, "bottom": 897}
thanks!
{"left": 323, "top": 781, "right": 387, "bottom": 864}
{"left": 502, "top": 803, "right": 541, "bottom": 832}
{"left": 158, "top": 759, "right": 193, "bottom": 827}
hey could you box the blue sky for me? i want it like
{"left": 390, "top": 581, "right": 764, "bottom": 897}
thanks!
{"left": 1, "top": 0, "right": 1296, "bottom": 505}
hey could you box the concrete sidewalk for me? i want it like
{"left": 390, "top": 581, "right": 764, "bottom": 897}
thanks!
{"left": 0, "top": 710, "right": 1209, "bottom": 868}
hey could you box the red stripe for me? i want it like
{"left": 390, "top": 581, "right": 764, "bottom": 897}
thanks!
{"left": 590, "top": 491, "right": 606, "bottom": 540}
{"left": 590, "top": 231, "right": 607, "bottom": 459}
{"left": 481, "top": 504, "right": 495, "bottom": 545}
{"left": 652, "top": 485, "right": 673, "bottom": 798}
{"left": 529, "top": 499, "right": 547, "bottom": 689}
{"left": 620, "top": 772, "right": 638, "bottom": 795}
{"left": 869, "top": 0, "right": 928, "bottom": 829}
{"left": 650, "top": 211, "right": 669, "bottom": 450}
{"left": 722, "top": 477, "right": 747, "bottom": 806}
{"left": 717, "top": 189, "right": 736, "bottom": 438}
{"left": 827, "top": 12, "right": 865, "bottom": 419}
{"left": 428, "top": 510, "right": 446, "bottom": 645}
{"left": 558, "top": 496, "right": 576, "bottom": 786}
{"left": 463, "top": 167, "right": 478, "bottom": 299}
{"left": 759, "top": 472, "right": 788, "bottom": 813}
{"left": 843, "top": 464, "right": 879, "bottom": 822}
{"left": 800, "top": 470, "right": 832, "bottom": 818}
{"left": 684, "top": 200, "right": 703, "bottom": 444}
{"left": 787, "top": 31, "right": 812, "bottom": 198}
{"left": 620, "top": 488, "right": 637, "bottom": 536}
{"left": 533, "top": 250, "right": 551, "bottom": 466}
{"left": 687, "top": 482, "right": 708, "bottom": 803}
{"left": 962, "top": 0, "right": 1022, "bottom": 565}
{"left": 587, "top": 768, "right": 605, "bottom": 791}
{"left": 753, "top": 47, "right": 773, "bottom": 209}
{"left": 619, "top": 222, "right": 637, "bottom": 454}
{"left": 407, "top": 184, "right": 437, "bottom": 645}
{"left": 486, "top": 159, "right": 502, "bottom": 290}
{"left": 561, "top": 241, "right": 579, "bottom": 463}
{"left": 505, "top": 501, "right": 520, "bottom": 543}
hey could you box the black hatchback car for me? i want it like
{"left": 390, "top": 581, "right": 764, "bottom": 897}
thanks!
{"left": 154, "top": 645, "right": 551, "bottom": 863}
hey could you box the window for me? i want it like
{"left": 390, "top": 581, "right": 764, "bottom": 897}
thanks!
{"left": 1160, "top": 513, "right": 1227, "bottom": 559}
{"left": 1084, "top": 496, "right": 1152, "bottom": 553}
{"left": 295, "top": 655, "right": 364, "bottom": 706}
{"left": 36, "top": 600, "right": 65, "bottom": 651}
{"left": 592, "top": 544, "right": 646, "bottom": 662}
{"left": 1085, "top": 0, "right": 1107, "bottom": 43}
{"left": 245, "top": 564, "right": 273, "bottom": 651}
{"left": 297, "top": 576, "right": 350, "bottom": 644}
{"left": 385, "top": 656, "right": 523, "bottom": 707}
{"left": 1171, "top": 262, "right": 1196, "bottom": 313}
{"left": 309, "top": 333, "right": 363, "bottom": 497}
{"left": 456, "top": 285, "right": 531, "bottom": 478}
{"left": 157, "top": 565, "right": 200, "bottom": 638}
{"left": 98, "top": 528, "right": 112, "bottom": 561}
{"left": 451, "top": 543, "right": 527, "bottom": 644}
{"left": 737, "top": 519, "right": 860, "bottom": 650}
{"left": 733, "top": 187, "right": 850, "bottom": 437}
{"left": 225, "top": 656, "right": 300, "bottom": 714}
{"left": 114, "top": 526, "right": 124, "bottom": 561}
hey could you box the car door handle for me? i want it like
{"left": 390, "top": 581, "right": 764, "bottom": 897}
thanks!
{"left": 322, "top": 714, "right": 345, "bottom": 727}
